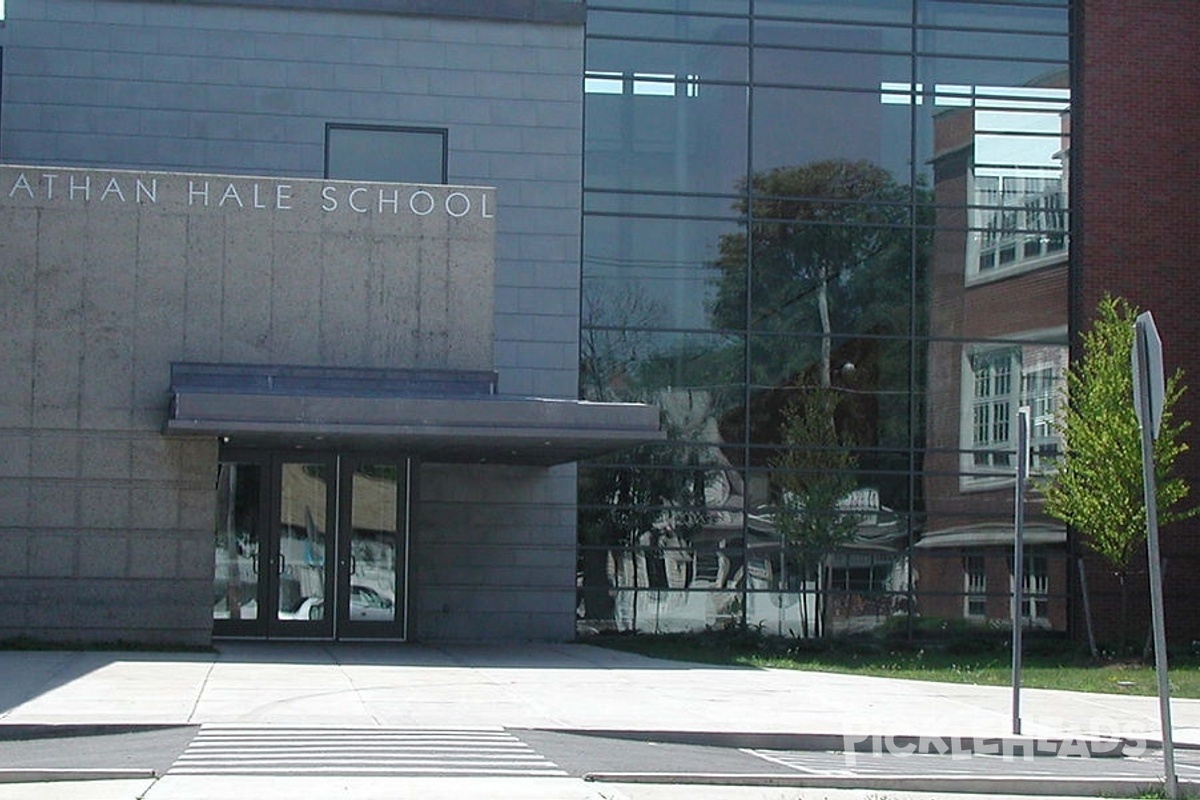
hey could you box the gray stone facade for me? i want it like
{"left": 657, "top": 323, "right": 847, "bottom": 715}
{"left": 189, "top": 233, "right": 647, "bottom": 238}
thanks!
{"left": 0, "top": 0, "right": 582, "bottom": 399}
{"left": 0, "top": 0, "right": 586, "bottom": 643}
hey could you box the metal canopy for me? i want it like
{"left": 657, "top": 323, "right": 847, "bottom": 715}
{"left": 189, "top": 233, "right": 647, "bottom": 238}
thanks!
{"left": 164, "top": 363, "right": 663, "bottom": 465}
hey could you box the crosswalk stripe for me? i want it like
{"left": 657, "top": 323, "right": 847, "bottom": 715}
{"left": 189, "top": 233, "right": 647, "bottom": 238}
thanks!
{"left": 168, "top": 727, "right": 567, "bottom": 777}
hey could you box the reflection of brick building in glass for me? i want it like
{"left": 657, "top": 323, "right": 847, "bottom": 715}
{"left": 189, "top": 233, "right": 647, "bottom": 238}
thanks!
{"left": 917, "top": 71, "right": 1071, "bottom": 631}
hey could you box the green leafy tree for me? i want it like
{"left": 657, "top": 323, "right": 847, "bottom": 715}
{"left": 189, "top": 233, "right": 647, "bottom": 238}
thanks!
{"left": 1042, "top": 295, "right": 1197, "bottom": 645}
{"left": 709, "top": 158, "right": 917, "bottom": 388}
{"left": 770, "top": 388, "right": 860, "bottom": 637}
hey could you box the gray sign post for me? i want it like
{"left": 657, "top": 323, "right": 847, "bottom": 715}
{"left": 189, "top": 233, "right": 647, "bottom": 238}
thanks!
{"left": 1132, "top": 310, "right": 1177, "bottom": 799}
{"left": 1012, "top": 407, "right": 1029, "bottom": 736}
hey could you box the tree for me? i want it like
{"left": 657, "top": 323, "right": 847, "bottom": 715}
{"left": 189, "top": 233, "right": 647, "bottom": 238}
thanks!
{"left": 709, "top": 158, "right": 916, "bottom": 388}
{"left": 769, "top": 388, "right": 860, "bottom": 637}
{"left": 1041, "top": 295, "right": 1197, "bottom": 646}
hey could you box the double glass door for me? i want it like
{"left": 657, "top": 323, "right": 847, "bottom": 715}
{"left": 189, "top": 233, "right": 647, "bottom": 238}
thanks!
{"left": 213, "top": 451, "right": 409, "bottom": 640}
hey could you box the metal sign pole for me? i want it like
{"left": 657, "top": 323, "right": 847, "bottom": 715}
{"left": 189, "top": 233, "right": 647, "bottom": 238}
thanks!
{"left": 1012, "top": 407, "right": 1029, "bottom": 736}
{"left": 1133, "top": 311, "right": 1177, "bottom": 799}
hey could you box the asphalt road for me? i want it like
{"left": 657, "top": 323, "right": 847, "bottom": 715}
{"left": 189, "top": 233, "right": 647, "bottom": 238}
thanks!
{"left": 0, "top": 725, "right": 198, "bottom": 775}
{"left": 1, "top": 724, "right": 1197, "bottom": 785}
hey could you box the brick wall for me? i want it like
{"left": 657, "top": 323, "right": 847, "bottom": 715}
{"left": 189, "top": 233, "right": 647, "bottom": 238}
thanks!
{"left": 1075, "top": 0, "right": 1200, "bottom": 646}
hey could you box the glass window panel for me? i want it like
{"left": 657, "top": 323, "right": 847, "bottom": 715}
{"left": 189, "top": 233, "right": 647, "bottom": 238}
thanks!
{"left": 580, "top": 438, "right": 754, "bottom": 634}
{"left": 907, "top": 550, "right": 984, "bottom": 627}
{"left": 754, "top": 20, "right": 911, "bottom": 53}
{"left": 349, "top": 465, "right": 398, "bottom": 623}
{"left": 751, "top": 87, "right": 912, "bottom": 185}
{"left": 584, "top": 190, "right": 742, "bottom": 220}
{"left": 589, "top": 10, "right": 749, "bottom": 43}
{"left": 583, "top": 215, "right": 743, "bottom": 331}
{"left": 747, "top": 215, "right": 920, "bottom": 333}
{"left": 755, "top": 46, "right": 911, "bottom": 91}
{"left": 736, "top": 336, "right": 916, "bottom": 504}
{"left": 917, "top": 83, "right": 1070, "bottom": 282}
{"left": 745, "top": 333, "right": 914, "bottom": 404}
{"left": 278, "top": 462, "right": 329, "bottom": 621}
{"left": 967, "top": 173, "right": 1069, "bottom": 279}
{"left": 581, "top": 329, "right": 744, "bottom": 416}
{"left": 762, "top": 465, "right": 909, "bottom": 524}
{"left": 917, "top": 54, "right": 1068, "bottom": 89}
{"left": 755, "top": 0, "right": 913, "bottom": 25}
{"left": 213, "top": 462, "right": 261, "bottom": 623}
{"left": 739, "top": 197, "right": 916, "bottom": 337}
{"left": 918, "top": 1, "right": 1069, "bottom": 33}
{"left": 918, "top": 28, "right": 1067, "bottom": 61}
{"left": 585, "top": 83, "right": 749, "bottom": 193}
{"left": 588, "top": 0, "right": 748, "bottom": 13}
{"left": 586, "top": 38, "right": 748, "bottom": 85}
{"left": 578, "top": 0, "right": 1073, "bottom": 641}
{"left": 921, "top": 335, "right": 1066, "bottom": 502}
{"left": 585, "top": 71, "right": 625, "bottom": 95}
{"left": 325, "top": 125, "right": 447, "bottom": 184}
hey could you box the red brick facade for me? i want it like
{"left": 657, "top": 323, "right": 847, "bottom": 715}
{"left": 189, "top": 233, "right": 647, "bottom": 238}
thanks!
{"left": 1074, "top": 1, "right": 1200, "bottom": 646}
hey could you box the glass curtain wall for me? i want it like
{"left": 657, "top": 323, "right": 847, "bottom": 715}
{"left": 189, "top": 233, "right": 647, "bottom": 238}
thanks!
{"left": 578, "top": 0, "right": 1072, "bottom": 638}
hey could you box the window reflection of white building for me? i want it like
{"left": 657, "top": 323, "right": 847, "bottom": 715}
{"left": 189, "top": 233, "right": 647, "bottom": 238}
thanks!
{"left": 607, "top": 389, "right": 910, "bottom": 637}
{"left": 965, "top": 86, "right": 1070, "bottom": 284}
{"left": 963, "top": 338, "right": 1068, "bottom": 486}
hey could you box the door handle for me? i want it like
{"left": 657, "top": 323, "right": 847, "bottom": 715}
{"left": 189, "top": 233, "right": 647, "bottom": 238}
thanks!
{"left": 278, "top": 554, "right": 286, "bottom": 575}
{"left": 350, "top": 555, "right": 357, "bottom": 576}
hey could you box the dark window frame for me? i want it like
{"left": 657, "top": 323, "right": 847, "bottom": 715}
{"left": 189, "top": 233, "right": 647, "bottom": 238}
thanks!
{"left": 324, "top": 123, "right": 449, "bottom": 184}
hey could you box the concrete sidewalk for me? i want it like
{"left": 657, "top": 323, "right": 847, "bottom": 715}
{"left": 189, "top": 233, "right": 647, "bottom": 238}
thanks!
{"left": 0, "top": 641, "right": 1196, "bottom": 799}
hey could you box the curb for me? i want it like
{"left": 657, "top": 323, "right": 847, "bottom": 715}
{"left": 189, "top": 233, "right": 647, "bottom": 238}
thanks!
{"left": 0, "top": 769, "right": 156, "bottom": 784}
{"left": 584, "top": 772, "right": 1191, "bottom": 797}
{"left": 543, "top": 729, "right": 1129, "bottom": 757}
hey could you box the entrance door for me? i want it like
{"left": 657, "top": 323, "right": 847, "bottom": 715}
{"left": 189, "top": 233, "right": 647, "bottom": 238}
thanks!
{"left": 334, "top": 457, "right": 408, "bottom": 639}
{"left": 271, "top": 456, "right": 336, "bottom": 637}
{"left": 212, "top": 451, "right": 409, "bottom": 640}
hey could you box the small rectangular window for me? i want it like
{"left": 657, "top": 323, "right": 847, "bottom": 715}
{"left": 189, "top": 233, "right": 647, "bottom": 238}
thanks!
{"left": 970, "top": 349, "right": 1017, "bottom": 469}
{"left": 1012, "top": 554, "right": 1050, "bottom": 621}
{"left": 325, "top": 124, "right": 447, "bottom": 184}
{"left": 964, "top": 555, "right": 986, "bottom": 618}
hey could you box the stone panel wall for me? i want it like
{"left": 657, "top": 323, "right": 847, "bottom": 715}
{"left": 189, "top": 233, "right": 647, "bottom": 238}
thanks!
{"left": 0, "top": 0, "right": 585, "bottom": 644}
{"left": 0, "top": 165, "right": 497, "bottom": 643}
{"left": 0, "top": 0, "right": 582, "bottom": 399}
{"left": 412, "top": 463, "right": 578, "bottom": 641}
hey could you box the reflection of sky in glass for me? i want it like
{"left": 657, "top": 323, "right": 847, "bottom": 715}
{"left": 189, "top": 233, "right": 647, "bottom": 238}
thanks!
{"left": 975, "top": 132, "right": 1061, "bottom": 172}
{"left": 975, "top": 108, "right": 1066, "bottom": 173}
{"left": 973, "top": 88, "right": 1069, "bottom": 174}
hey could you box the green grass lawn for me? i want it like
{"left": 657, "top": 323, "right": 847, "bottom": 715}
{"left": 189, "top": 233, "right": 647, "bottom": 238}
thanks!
{"left": 587, "top": 628, "right": 1200, "bottom": 699}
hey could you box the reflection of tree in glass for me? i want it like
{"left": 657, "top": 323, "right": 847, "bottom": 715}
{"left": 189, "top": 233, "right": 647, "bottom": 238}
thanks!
{"left": 581, "top": 284, "right": 666, "bottom": 403}
{"left": 711, "top": 158, "right": 930, "bottom": 506}
{"left": 358, "top": 464, "right": 397, "bottom": 482}
{"left": 710, "top": 158, "right": 916, "bottom": 386}
{"left": 770, "top": 388, "right": 859, "bottom": 638}
{"left": 578, "top": 283, "right": 719, "bottom": 625}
